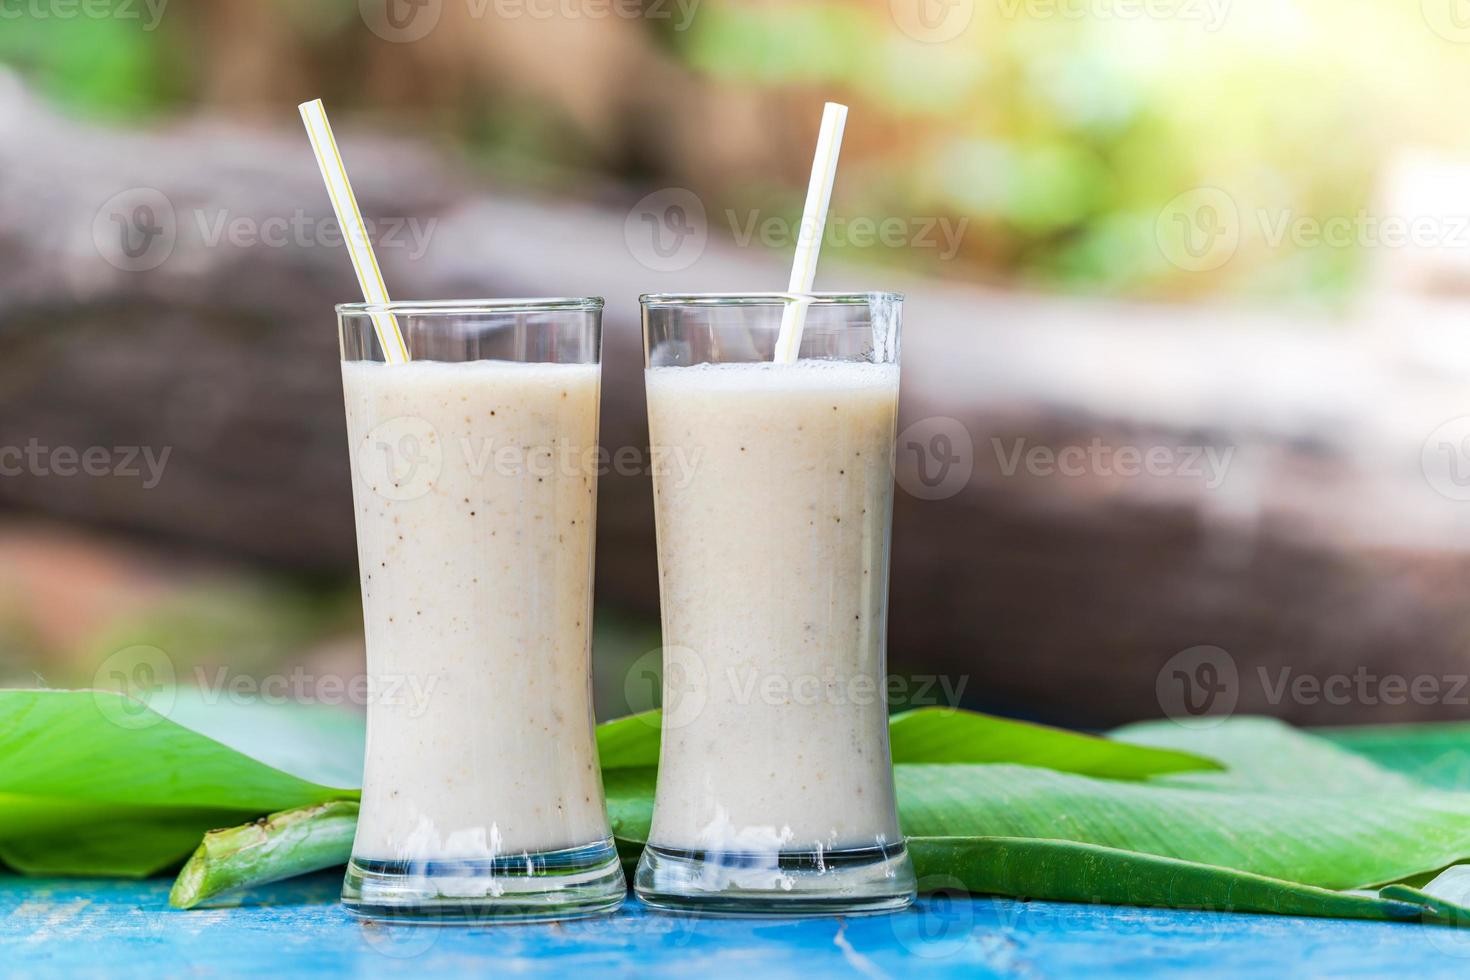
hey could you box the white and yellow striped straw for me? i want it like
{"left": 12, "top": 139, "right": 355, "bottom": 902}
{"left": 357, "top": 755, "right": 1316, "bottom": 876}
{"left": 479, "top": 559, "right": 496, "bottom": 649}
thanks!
{"left": 298, "top": 99, "right": 410, "bottom": 364}
{"left": 772, "top": 102, "right": 848, "bottom": 365}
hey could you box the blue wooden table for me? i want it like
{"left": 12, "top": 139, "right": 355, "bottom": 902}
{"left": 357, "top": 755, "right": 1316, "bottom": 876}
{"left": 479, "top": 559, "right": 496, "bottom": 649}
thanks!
{"left": 2, "top": 871, "right": 1467, "bottom": 977}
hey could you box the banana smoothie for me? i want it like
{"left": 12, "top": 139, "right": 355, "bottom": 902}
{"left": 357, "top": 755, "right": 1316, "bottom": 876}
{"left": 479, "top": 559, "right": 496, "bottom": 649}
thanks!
{"left": 642, "top": 359, "right": 904, "bottom": 855}
{"left": 341, "top": 358, "right": 609, "bottom": 865}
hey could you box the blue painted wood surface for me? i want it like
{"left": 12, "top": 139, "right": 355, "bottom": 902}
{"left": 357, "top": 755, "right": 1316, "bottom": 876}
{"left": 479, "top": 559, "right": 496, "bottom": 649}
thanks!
{"left": 3, "top": 871, "right": 1467, "bottom": 977}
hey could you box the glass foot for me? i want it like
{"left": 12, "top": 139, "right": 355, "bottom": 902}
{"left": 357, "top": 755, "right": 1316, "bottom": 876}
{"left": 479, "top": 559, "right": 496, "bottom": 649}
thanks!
{"left": 341, "top": 838, "right": 626, "bottom": 923}
{"left": 633, "top": 841, "right": 916, "bottom": 916}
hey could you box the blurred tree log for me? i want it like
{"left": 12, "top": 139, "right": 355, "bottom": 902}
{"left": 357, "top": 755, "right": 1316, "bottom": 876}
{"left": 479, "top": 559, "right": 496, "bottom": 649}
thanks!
{"left": 3, "top": 79, "right": 1470, "bottom": 727}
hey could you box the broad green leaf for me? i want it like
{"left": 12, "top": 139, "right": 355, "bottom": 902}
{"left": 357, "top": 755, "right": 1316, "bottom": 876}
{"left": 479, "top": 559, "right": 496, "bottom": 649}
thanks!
{"left": 0, "top": 807, "right": 259, "bottom": 877}
{"left": 596, "top": 711, "right": 662, "bottom": 770}
{"left": 0, "top": 690, "right": 359, "bottom": 809}
{"left": 906, "top": 837, "right": 1433, "bottom": 923}
{"left": 0, "top": 690, "right": 359, "bottom": 877}
{"left": 600, "top": 716, "right": 1470, "bottom": 893}
{"left": 1112, "top": 717, "right": 1423, "bottom": 794}
{"left": 1320, "top": 723, "right": 1470, "bottom": 792}
{"left": 596, "top": 707, "right": 1223, "bottom": 777}
{"left": 894, "top": 762, "right": 1470, "bottom": 889}
{"left": 889, "top": 708, "right": 1221, "bottom": 776}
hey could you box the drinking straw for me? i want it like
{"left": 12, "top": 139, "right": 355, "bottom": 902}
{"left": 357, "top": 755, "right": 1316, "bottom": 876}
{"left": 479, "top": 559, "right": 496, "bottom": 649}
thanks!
{"left": 772, "top": 102, "right": 848, "bottom": 364}
{"left": 298, "top": 99, "right": 410, "bottom": 364}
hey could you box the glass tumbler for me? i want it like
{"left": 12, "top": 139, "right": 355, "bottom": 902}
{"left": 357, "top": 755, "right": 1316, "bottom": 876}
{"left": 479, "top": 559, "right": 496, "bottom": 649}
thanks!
{"left": 337, "top": 298, "right": 624, "bottom": 922}
{"left": 634, "top": 292, "right": 917, "bottom": 915}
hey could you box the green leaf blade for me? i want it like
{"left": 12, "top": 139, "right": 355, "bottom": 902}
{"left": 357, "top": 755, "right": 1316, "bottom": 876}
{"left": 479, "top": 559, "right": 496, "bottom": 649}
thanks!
{"left": 890, "top": 707, "right": 1222, "bottom": 777}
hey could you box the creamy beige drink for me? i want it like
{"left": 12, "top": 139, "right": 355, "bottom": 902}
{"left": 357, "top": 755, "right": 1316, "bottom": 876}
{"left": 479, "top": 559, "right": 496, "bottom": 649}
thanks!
{"left": 643, "top": 359, "right": 904, "bottom": 855}
{"left": 341, "top": 358, "right": 609, "bottom": 863}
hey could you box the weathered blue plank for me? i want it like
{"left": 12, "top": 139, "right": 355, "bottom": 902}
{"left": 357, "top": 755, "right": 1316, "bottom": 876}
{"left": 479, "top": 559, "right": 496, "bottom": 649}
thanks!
{"left": 2, "top": 872, "right": 1467, "bottom": 978}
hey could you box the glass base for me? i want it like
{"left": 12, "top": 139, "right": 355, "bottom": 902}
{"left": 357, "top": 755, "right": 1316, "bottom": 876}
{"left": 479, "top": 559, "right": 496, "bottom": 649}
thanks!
{"left": 341, "top": 839, "right": 626, "bottom": 923}
{"left": 633, "top": 841, "right": 917, "bottom": 917}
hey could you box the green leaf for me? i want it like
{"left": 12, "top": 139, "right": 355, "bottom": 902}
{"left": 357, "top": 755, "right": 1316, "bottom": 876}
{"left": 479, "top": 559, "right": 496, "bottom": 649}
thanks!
{"left": 596, "top": 711, "right": 662, "bottom": 770}
{"left": 1380, "top": 866, "right": 1470, "bottom": 926}
{"left": 1320, "top": 723, "right": 1470, "bottom": 792}
{"left": 894, "top": 760, "right": 1470, "bottom": 890}
{"left": 0, "top": 690, "right": 358, "bottom": 876}
{"left": 170, "top": 801, "right": 360, "bottom": 909}
{"left": 0, "top": 801, "right": 259, "bottom": 878}
{"left": 1112, "top": 717, "right": 1424, "bottom": 793}
{"left": 595, "top": 706, "right": 1223, "bottom": 777}
{"left": 889, "top": 708, "right": 1221, "bottom": 777}
{"left": 905, "top": 837, "right": 1433, "bottom": 923}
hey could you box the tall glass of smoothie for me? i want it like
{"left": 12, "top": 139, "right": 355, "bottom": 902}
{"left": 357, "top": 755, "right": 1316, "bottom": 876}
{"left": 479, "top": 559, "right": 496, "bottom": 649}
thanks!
{"left": 634, "top": 292, "right": 916, "bottom": 915}
{"left": 336, "top": 298, "right": 624, "bottom": 922}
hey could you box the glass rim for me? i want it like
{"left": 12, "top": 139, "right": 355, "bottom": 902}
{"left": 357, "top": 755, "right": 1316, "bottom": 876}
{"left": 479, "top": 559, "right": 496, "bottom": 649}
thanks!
{"left": 639, "top": 291, "right": 903, "bottom": 307}
{"left": 337, "top": 297, "right": 604, "bottom": 316}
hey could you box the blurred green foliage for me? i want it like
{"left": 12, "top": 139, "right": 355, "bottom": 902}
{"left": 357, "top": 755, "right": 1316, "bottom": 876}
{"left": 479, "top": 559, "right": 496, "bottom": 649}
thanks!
{"left": 3, "top": 0, "right": 1468, "bottom": 302}
{"left": 0, "top": 16, "right": 183, "bottom": 119}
